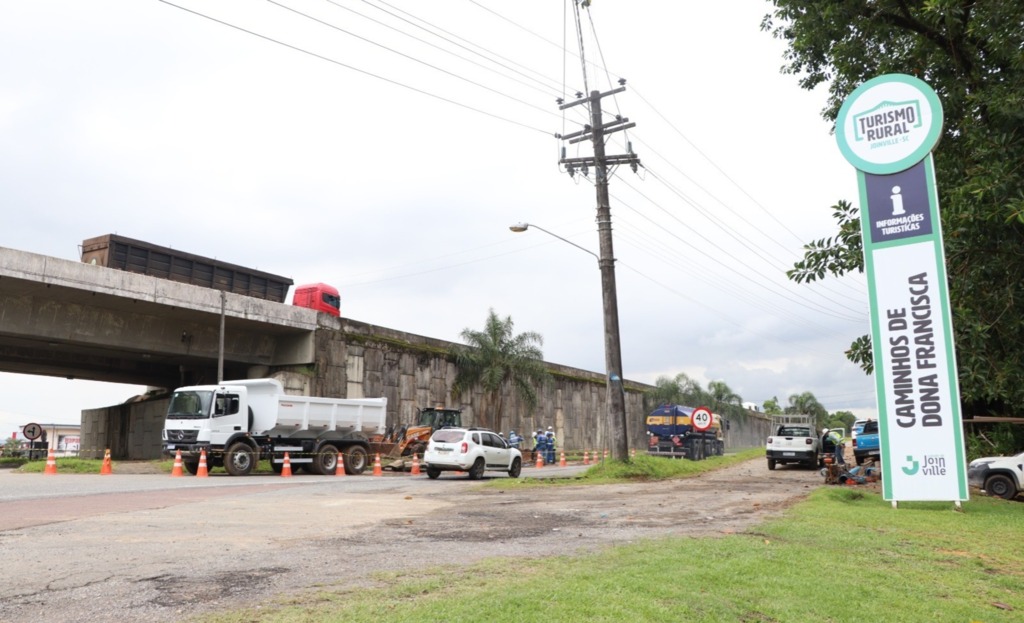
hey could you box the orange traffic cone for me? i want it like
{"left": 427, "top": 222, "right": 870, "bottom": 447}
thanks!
{"left": 43, "top": 448, "right": 58, "bottom": 475}
{"left": 410, "top": 453, "right": 421, "bottom": 476}
{"left": 535, "top": 451, "right": 544, "bottom": 469}
{"left": 196, "top": 448, "right": 209, "bottom": 478}
{"left": 281, "top": 452, "right": 293, "bottom": 477}
{"left": 630, "top": 448, "right": 636, "bottom": 459}
{"left": 171, "top": 449, "right": 184, "bottom": 477}
{"left": 559, "top": 451, "right": 567, "bottom": 467}
{"left": 583, "top": 450, "right": 589, "bottom": 465}
{"left": 100, "top": 449, "right": 113, "bottom": 475}
{"left": 335, "top": 451, "right": 346, "bottom": 476}
{"left": 372, "top": 453, "right": 383, "bottom": 476}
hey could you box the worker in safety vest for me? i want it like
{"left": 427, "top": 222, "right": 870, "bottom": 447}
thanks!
{"left": 545, "top": 428, "right": 557, "bottom": 464}
{"left": 533, "top": 429, "right": 546, "bottom": 463}
{"left": 508, "top": 430, "right": 522, "bottom": 449}
{"left": 823, "top": 428, "right": 845, "bottom": 465}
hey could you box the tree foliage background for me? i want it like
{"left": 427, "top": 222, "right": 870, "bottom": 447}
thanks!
{"left": 644, "top": 373, "right": 749, "bottom": 424}
{"left": 450, "top": 309, "right": 550, "bottom": 431}
{"left": 764, "top": 0, "right": 1024, "bottom": 422}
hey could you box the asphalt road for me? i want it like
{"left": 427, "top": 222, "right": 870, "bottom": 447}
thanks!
{"left": 0, "top": 458, "right": 817, "bottom": 623}
{"left": 0, "top": 462, "right": 590, "bottom": 531}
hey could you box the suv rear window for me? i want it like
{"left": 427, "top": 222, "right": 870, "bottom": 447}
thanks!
{"left": 432, "top": 430, "right": 466, "bottom": 443}
{"left": 862, "top": 421, "right": 879, "bottom": 434}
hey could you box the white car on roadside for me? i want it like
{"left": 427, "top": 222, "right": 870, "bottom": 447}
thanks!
{"left": 424, "top": 427, "right": 522, "bottom": 479}
{"left": 968, "top": 451, "right": 1024, "bottom": 500}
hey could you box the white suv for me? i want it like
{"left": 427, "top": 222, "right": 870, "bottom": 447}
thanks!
{"left": 423, "top": 427, "right": 522, "bottom": 479}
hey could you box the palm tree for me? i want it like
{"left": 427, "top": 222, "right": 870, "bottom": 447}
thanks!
{"left": 644, "top": 372, "right": 708, "bottom": 411}
{"left": 450, "top": 309, "right": 549, "bottom": 430}
{"left": 706, "top": 380, "right": 741, "bottom": 411}
{"left": 785, "top": 391, "right": 828, "bottom": 427}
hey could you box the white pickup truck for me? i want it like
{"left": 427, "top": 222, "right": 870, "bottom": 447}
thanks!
{"left": 766, "top": 415, "right": 820, "bottom": 470}
{"left": 968, "top": 451, "right": 1024, "bottom": 500}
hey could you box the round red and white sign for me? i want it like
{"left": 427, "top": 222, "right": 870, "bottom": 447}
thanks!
{"left": 691, "top": 407, "right": 713, "bottom": 432}
{"left": 22, "top": 422, "right": 43, "bottom": 440}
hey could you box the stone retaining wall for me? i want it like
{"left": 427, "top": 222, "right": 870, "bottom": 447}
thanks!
{"left": 83, "top": 316, "right": 769, "bottom": 459}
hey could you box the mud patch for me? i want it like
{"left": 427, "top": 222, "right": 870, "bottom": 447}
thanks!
{"left": 143, "top": 567, "right": 289, "bottom": 607}
{"left": 405, "top": 509, "right": 591, "bottom": 541}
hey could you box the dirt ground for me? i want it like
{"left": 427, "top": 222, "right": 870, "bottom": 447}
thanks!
{"left": 0, "top": 457, "right": 831, "bottom": 623}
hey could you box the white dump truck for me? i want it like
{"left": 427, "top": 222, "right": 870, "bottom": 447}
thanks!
{"left": 161, "top": 378, "right": 387, "bottom": 476}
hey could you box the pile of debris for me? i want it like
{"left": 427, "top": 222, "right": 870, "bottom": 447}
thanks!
{"left": 821, "top": 457, "right": 880, "bottom": 486}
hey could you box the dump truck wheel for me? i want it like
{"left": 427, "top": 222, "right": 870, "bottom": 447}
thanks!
{"left": 224, "top": 442, "right": 256, "bottom": 476}
{"left": 183, "top": 459, "right": 200, "bottom": 475}
{"left": 344, "top": 446, "right": 369, "bottom": 475}
{"left": 314, "top": 446, "right": 339, "bottom": 475}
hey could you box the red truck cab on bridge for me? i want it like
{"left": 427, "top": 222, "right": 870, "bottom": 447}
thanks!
{"left": 292, "top": 283, "right": 340, "bottom": 317}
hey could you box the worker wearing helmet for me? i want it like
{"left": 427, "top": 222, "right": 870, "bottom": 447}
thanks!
{"left": 545, "top": 429, "right": 557, "bottom": 465}
{"left": 508, "top": 430, "right": 522, "bottom": 449}
{"left": 823, "top": 428, "right": 845, "bottom": 465}
{"left": 533, "top": 429, "right": 546, "bottom": 464}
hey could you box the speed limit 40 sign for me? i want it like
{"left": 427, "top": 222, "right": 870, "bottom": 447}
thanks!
{"left": 690, "top": 407, "right": 714, "bottom": 432}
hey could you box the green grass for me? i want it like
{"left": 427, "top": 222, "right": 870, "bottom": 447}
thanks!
{"left": 202, "top": 486, "right": 1023, "bottom": 623}
{"left": 14, "top": 457, "right": 173, "bottom": 474}
{"left": 490, "top": 447, "right": 764, "bottom": 490}
{"left": 13, "top": 456, "right": 288, "bottom": 475}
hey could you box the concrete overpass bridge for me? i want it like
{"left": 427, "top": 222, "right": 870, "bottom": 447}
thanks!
{"left": 1, "top": 244, "right": 706, "bottom": 462}
{"left": 0, "top": 246, "right": 317, "bottom": 389}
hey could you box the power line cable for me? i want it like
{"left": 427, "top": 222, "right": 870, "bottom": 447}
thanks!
{"left": 267, "top": 0, "right": 563, "bottom": 120}
{"left": 158, "top": 0, "right": 552, "bottom": 135}
{"left": 629, "top": 85, "right": 811, "bottom": 248}
{"left": 616, "top": 163, "right": 867, "bottom": 311}
{"left": 342, "top": 0, "right": 566, "bottom": 98}
{"left": 610, "top": 177, "right": 864, "bottom": 321}
{"left": 621, "top": 130, "right": 868, "bottom": 299}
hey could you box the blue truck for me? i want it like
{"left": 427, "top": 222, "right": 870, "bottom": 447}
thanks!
{"left": 852, "top": 419, "right": 880, "bottom": 465}
{"left": 646, "top": 404, "right": 725, "bottom": 460}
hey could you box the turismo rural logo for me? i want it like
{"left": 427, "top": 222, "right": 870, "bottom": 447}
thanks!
{"left": 852, "top": 100, "right": 923, "bottom": 148}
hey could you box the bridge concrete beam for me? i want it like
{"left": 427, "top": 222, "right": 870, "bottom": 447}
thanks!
{"left": 0, "top": 247, "right": 316, "bottom": 387}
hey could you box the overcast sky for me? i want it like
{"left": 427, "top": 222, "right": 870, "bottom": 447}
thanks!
{"left": 0, "top": 0, "right": 875, "bottom": 438}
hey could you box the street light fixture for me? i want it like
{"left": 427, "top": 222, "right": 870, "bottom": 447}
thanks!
{"left": 508, "top": 223, "right": 599, "bottom": 262}
{"left": 510, "top": 220, "right": 629, "bottom": 460}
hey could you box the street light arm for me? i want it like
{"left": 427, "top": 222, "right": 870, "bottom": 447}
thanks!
{"left": 509, "top": 222, "right": 599, "bottom": 262}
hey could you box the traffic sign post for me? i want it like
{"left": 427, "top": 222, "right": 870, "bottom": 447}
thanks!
{"left": 22, "top": 422, "right": 43, "bottom": 441}
{"left": 22, "top": 422, "right": 46, "bottom": 460}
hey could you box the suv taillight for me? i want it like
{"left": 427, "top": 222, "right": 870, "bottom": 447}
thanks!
{"left": 461, "top": 441, "right": 468, "bottom": 453}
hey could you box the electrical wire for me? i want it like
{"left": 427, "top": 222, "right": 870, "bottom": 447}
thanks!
{"left": 267, "top": 0, "right": 562, "bottom": 120}
{"left": 158, "top": 0, "right": 553, "bottom": 135}
{"left": 346, "top": 0, "right": 566, "bottom": 97}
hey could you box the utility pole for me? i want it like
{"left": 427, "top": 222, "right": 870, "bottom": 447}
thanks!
{"left": 558, "top": 83, "right": 640, "bottom": 461}
{"left": 218, "top": 290, "right": 226, "bottom": 383}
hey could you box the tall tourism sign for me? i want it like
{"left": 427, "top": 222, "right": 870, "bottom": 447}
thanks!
{"left": 835, "top": 74, "right": 967, "bottom": 503}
